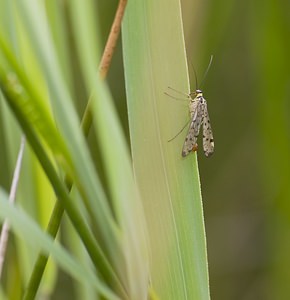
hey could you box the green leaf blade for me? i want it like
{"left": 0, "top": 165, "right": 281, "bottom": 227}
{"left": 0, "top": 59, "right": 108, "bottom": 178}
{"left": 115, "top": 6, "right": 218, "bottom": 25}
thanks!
{"left": 123, "top": 1, "right": 210, "bottom": 299}
{"left": 0, "top": 189, "right": 119, "bottom": 300}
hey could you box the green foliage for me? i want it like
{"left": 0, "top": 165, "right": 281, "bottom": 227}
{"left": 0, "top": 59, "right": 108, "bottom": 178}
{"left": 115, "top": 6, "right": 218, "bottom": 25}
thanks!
{"left": 122, "top": 1, "right": 209, "bottom": 299}
{"left": 3, "top": 0, "right": 288, "bottom": 299}
{"left": 183, "top": 0, "right": 290, "bottom": 299}
{"left": 0, "top": 0, "right": 209, "bottom": 299}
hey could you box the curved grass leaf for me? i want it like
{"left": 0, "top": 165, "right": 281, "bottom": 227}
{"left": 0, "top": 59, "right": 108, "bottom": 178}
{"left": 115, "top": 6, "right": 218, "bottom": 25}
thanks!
{"left": 0, "top": 75, "right": 126, "bottom": 298}
{"left": 0, "top": 189, "right": 118, "bottom": 300}
{"left": 14, "top": 0, "right": 120, "bottom": 250}
{"left": 122, "top": 1, "right": 210, "bottom": 299}
{"left": 1, "top": 0, "right": 149, "bottom": 298}
{"left": 0, "top": 35, "right": 73, "bottom": 174}
{"left": 69, "top": 1, "right": 149, "bottom": 298}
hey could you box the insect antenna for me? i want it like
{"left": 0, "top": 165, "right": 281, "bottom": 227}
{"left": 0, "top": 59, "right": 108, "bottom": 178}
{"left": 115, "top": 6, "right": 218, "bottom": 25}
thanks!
{"left": 199, "top": 55, "right": 213, "bottom": 89}
{"left": 164, "top": 87, "right": 189, "bottom": 102}
{"left": 189, "top": 60, "right": 199, "bottom": 90}
{"left": 167, "top": 86, "right": 189, "bottom": 96}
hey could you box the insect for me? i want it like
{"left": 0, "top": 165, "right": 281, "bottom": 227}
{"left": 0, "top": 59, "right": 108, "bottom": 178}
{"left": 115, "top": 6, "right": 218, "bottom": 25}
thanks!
{"left": 166, "top": 56, "right": 214, "bottom": 157}
{"left": 182, "top": 88, "right": 214, "bottom": 157}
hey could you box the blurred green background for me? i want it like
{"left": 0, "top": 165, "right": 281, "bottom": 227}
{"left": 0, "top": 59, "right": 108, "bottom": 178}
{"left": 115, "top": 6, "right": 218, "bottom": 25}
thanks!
{"left": 101, "top": 0, "right": 290, "bottom": 299}
{"left": 183, "top": 1, "right": 290, "bottom": 299}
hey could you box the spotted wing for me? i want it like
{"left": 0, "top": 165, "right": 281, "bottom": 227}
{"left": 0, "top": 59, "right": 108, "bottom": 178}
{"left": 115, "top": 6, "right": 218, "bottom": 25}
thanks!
{"left": 202, "top": 100, "right": 214, "bottom": 157}
{"left": 182, "top": 99, "right": 204, "bottom": 157}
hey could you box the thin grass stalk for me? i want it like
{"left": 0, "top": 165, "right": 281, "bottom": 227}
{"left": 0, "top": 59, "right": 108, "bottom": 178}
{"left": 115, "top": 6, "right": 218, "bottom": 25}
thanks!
{"left": 0, "top": 79, "right": 126, "bottom": 299}
{"left": 0, "top": 136, "right": 25, "bottom": 278}
{"left": 22, "top": 1, "right": 128, "bottom": 298}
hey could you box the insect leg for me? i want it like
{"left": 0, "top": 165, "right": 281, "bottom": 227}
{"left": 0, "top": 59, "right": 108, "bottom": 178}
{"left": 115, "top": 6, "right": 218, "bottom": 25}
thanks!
{"left": 168, "top": 119, "right": 191, "bottom": 142}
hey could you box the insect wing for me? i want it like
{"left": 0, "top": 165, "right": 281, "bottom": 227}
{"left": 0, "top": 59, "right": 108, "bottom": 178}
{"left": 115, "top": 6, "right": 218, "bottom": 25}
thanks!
{"left": 202, "top": 100, "right": 214, "bottom": 157}
{"left": 182, "top": 98, "right": 204, "bottom": 157}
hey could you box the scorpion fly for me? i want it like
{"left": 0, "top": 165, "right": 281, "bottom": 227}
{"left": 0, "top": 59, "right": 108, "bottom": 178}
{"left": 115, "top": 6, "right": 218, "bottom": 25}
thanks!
{"left": 166, "top": 55, "right": 214, "bottom": 157}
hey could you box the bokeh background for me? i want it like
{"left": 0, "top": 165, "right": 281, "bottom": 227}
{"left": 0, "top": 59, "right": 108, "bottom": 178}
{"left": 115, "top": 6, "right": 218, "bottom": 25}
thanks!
{"left": 100, "top": 0, "right": 290, "bottom": 299}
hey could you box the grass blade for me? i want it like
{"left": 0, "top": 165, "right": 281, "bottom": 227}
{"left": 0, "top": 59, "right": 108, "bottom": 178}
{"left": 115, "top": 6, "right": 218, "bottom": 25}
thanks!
{"left": 0, "top": 189, "right": 118, "bottom": 300}
{"left": 122, "top": 1, "right": 210, "bottom": 298}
